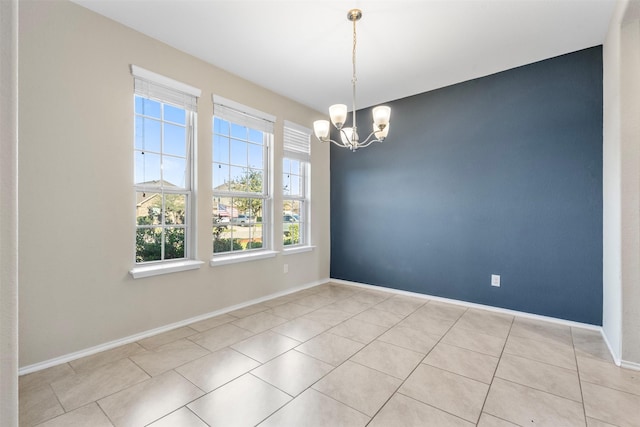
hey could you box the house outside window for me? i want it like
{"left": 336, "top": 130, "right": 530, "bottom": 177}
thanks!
{"left": 131, "top": 65, "right": 200, "bottom": 268}
{"left": 283, "top": 121, "right": 311, "bottom": 247}
{"left": 212, "top": 96, "right": 274, "bottom": 256}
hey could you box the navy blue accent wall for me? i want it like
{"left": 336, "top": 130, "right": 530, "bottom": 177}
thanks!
{"left": 330, "top": 47, "right": 603, "bottom": 325}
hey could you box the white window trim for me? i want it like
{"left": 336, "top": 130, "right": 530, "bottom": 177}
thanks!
{"left": 131, "top": 65, "right": 200, "bottom": 271}
{"left": 283, "top": 245, "right": 315, "bottom": 255}
{"left": 210, "top": 250, "right": 278, "bottom": 267}
{"left": 130, "top": 260, "right": 204, "bottom": 279}
{"left": 283, "top": 121, "right": 312, "bottom": 249}
{"left": 211, "top": 97, "right": 275, "bottom": 259}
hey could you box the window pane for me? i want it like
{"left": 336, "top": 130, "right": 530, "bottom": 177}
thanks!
{"left": 136, "top": 228, "right": 162, "bottom": 262}
{"left": 283, "top": 158, "right": 291, "bottom": 173}
{"left": 163, "top": 123, "right": 186, "bottom": 157}
{"left": 229, "top": 166, "right": 248, "bottom": 192}
{"left": 164, "top": 227, "right": 185, "bottom": 259}
{"left": 249, "top": 129, "right": 262, "bottom": 144}
{"left": 246, "top": 223, "right": 263, "bottom": 250}
{"left": 213, "top": 135, "right": 230, "bottom": 163}
{"left": 136, "top": 192, "right": 162, "bottom": 225}
{"left": 230, "top": 123, "right": 246, "bottom": 139}
{"left": 290, "top": 175, "right": 301, "bottom": 196}
{"left": 230, "top": 139, "right": 248, "bottom": 167}
{"left": 290, "top": 159, "right": 300, "bottom": 174}
{"left": 163, "top": 156, "right": 187, "bottom": 188}
{"left": 283, "top": 173, "right": 291, "bottom": 195}
{"left": 214, "top": 117, "right": 229, "bottom": 136}
{"left": 135, "top": 117, "right": 161, "bottom": 153}
{"left": 135, "top": 96, "right": 161, "bottom": 118}
{"left": 165, "top": 194, "right": 186, "bottom": 225}
{"left": 164, "top": 104, "right": 186, "bottom": 125}
{"left": 213, "top": 163, "right": 230, "bottom": 191}
{"left": 135, "top": 151, "right": 161, "bottom": 185}
{"left": 248, "top": 143, "right": 263, "bottom": 169}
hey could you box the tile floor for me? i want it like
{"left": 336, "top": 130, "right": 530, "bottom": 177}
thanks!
{"left": 19, "top": 282, "right": 640, "bottom": 427}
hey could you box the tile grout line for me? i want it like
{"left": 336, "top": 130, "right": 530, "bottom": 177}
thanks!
{"left": 476, "top": 313, "right": 515, "bottom": 424}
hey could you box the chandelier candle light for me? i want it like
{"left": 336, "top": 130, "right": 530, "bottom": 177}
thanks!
{"left": 313, "top": 8, "right": 391, "bottom": 151}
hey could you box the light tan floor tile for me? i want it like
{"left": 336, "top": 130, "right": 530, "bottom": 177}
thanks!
{"left": 586, "top": 417, "right": 620, "bottom": 427}
{"left": 296, "top": 332, "right": 364, "bottom": 366}
{"left": 484, "top": 378, "right": 585, "bottom": 427}
{"left": 496, "top": 353, "right": 582, "bottom": 401}
{"left": 267, "top": 302, "right": 315, "bottom": 320}
{"left": 187, "top": 323, "right": 254, "bottom": 352}
{"left": 271, "top": 317, "right": 328, "bottom": 342}
{"left": 34, "top": 402, "right": 113, "bottom": 427}
{"left": 19, "top": 364, "right": 75, "bottom": 393}
{"left": 351, "top": 340, "right": 424, "bottom": 379}
{"left": 313, "top": 284, "right": 358, "bottom": 299}
{"left": 188, "top": 374, "right": 291, "bottom": 427}
{"left": 369, "top": 393, "right": 473, "bottom": 427}
{"left": 251, "top": 350, "right": 334, "bottom": 396}
{"left": 373, "top": 295, "right": 425, "bottom": 316}
{"left": 419, "top": 301, "right": 467, "bottom": 322}
{"left": 510, "top": 317, "right": 573, "bottom": 346}
{"left": 582, "top": 381, "right": 640, "bottom": 427}
{"left": 377, "top": 324, "right": 439, "bottom": 354}
{"left": 97, "top": 370, "right": 204, "bottom": 427}
{"left": 69, "top": 343, "right": 145, "bottom": 374}
{"left": 423, "top": 342, "right": 499, "bottom": 384}
{"left": 313, "top": 360, "right": 401, "bottom": 416}
{"left": 325, "top": 297, "right": 375, "bottom": 315}
{"left": 353, "top": 308, "right": 404, "bottom": 328}
{"left": 578, "top": 356, "right": 640, "bottom": 396}
{"left": 188, "top": 314, "right": 237, "bottom": 332}
{"left": 19, "top": 385, "right": 65, "bottom": 427}
{"left": 442, "top": 324, "right": 505, "bottom": 357}
{"left": 232, "top": 311, "right": 288, "bottom": 334}
{"left": 147, "top": 407, "right": 207, "bottom": 427}
{"left": 399, "top": 364, "right": 489, "bottom": 423}
{"left": 398, "top": 311, "right": 455, "bottom": 337}
{"left": 349, "top": 290, "right": 391, "bottom": 305}
{"left": 261, "top": 294, "right": 299, "bottom": 308}
{"left": 137, "top": 326, "right": 198, "bottom": 350}
{"left": 230, "top": 330, "right": 299, "bottom": 363}
{"left": 129, "top": 339, "right": 210, "bottom": 376}
{"left": 455, "top": 309, "right": 513, "bottom": 339}
{"left": 504, "top": 334, "right": 576, "bottom": 370}
{"left": 301, "top": 307, "right": 352, "bottom": 327}
{"left": 572, "top": 328, "right": 613, "bottom": 362}
{"left": 328, "top": 318, "right": 388, "bottom": 344}
{"left": 227, "top": 303, "right": 269, "bottom": 318}
{"left": 51, "top": 358, "right": 149, "bottom": 411}
{"left": 477, "top": 413, "right": 519, "bottom": 427}
{"left": 258, "top": 388, "right": 370, "bottom": 427}
{"left": 176, "top": 347, "right": 260, "bottom": 392}
{"left": 293, "top": 294, "right": 336, "bottom": 309}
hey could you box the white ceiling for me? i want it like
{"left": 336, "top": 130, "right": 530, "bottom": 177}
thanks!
{"left": 71, "top": 0, "right": 616, "bottom": 113}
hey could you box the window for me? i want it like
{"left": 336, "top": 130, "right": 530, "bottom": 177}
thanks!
{"left": 283, "top": 121, "right": 311, "bottom": 247}
{"left": 132, "top": 66, "right": 200, "bottom": 267}
{"left": 212, "top": 96, "right": 274, "bottom": 256}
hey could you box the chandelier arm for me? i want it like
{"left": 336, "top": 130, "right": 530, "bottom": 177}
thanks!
{"left": 358, "top": 131, "right": 384, "bottom": 147}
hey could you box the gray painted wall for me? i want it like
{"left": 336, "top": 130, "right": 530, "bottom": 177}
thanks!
{"left": 330, "top": 47, "right": 603, "bottom": 325}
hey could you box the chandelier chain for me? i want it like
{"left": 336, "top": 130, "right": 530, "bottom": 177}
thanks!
{"left": 351, "top": 13, "right": 358, "bottom": 137}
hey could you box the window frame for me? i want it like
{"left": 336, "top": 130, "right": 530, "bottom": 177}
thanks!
{"left": 129, "top": 66, "right": 203, "bottom": 278}
{"left": 282, "top": 121, "right": 312, "bottom": 249}
{"left": 211, "top": 96, "right": 275, "bottom": 261}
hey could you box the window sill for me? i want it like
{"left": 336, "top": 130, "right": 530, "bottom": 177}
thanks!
{"left": 210, "top": 250, "right": 279, "bottom": 267}
{"left": 283, "top": 245, "right": 315, "bottom": 255}
{"left": 129, "top": 260, "right": 204, "bottom": 279}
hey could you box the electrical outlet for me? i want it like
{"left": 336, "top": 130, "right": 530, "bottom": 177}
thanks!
{"left": 491, "top": 274, "right": 500, "bottom": 287}
{"left": 284, "top": 264, "right": 288, "bottom": 274}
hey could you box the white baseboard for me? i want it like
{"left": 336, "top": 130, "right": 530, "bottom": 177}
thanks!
{"left": 600, "top": 328, "right": 622, "bottom": 366}
{"left": 19, "top": 277, "right": 330, "bottom": 376}
{"left": 330, "top": 278, "right": 602, "bottom": 331}
{"left": 621, "top": 359, "right": 640, "bottom": 371}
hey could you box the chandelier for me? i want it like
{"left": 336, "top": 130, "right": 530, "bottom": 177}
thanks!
{"left": 313, "top": 9, "right": 391, "bottom": 151}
